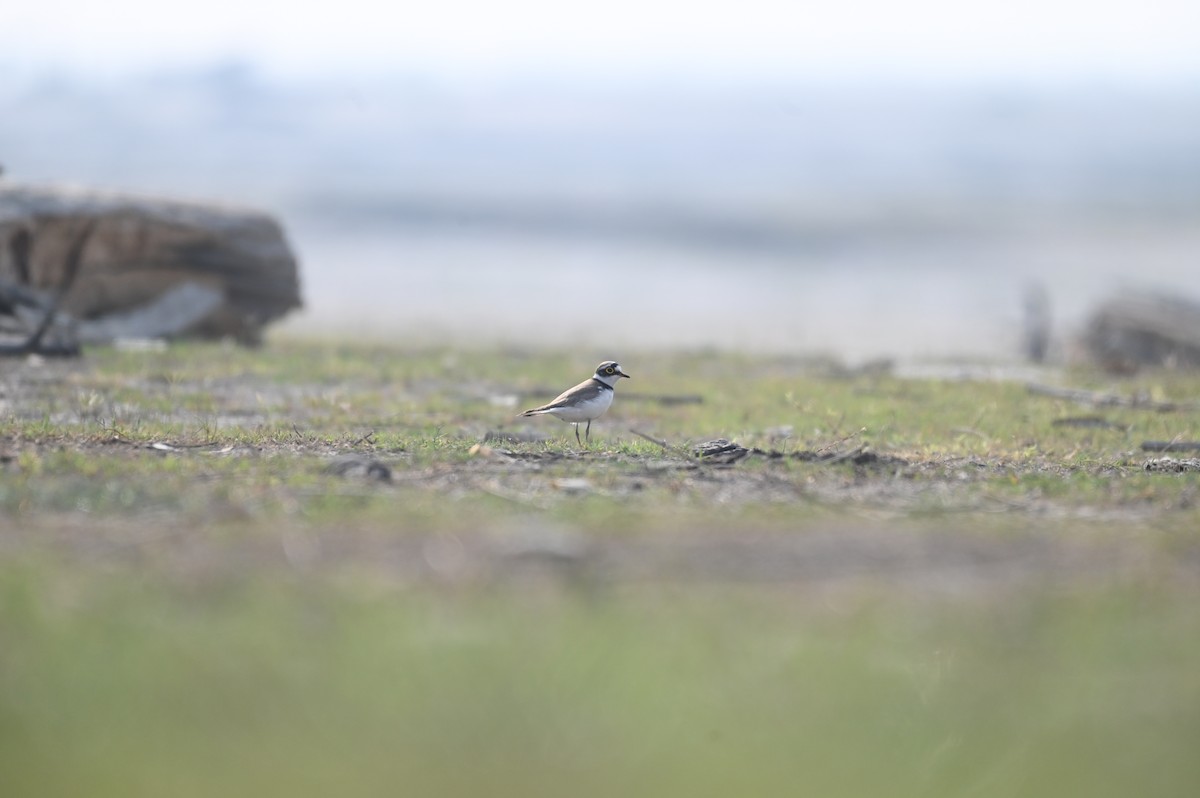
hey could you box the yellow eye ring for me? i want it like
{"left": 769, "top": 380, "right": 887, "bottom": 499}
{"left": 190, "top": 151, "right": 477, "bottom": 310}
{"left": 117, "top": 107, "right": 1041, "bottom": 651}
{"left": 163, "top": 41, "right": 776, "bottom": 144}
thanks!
{"left": 605, "top": 367, "right": 615, "bottom": 374}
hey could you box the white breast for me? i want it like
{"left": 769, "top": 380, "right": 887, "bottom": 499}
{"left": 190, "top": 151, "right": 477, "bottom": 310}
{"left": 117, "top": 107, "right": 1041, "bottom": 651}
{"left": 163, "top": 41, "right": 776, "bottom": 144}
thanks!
{"left": 544, "top": 390, "right": 613, "bottom": 422}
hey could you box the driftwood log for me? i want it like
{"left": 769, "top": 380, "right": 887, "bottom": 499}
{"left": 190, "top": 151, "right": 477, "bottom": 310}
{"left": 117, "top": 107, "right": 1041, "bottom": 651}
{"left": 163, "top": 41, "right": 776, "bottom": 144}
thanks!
{"left": 0, "top": 219, "right": 94, "bottom": 356}
{"left": 0, "top": 182, "right": 301, "bottom": 348}
{"left": 1082, "top": 292, "right": 1200, "bottom": 372}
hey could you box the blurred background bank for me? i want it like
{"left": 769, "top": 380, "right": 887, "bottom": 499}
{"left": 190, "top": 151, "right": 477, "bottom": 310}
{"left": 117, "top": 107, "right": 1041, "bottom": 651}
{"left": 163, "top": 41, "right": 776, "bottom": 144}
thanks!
{"left": 2, "top": 0, "right": 1198, "bottom": 358}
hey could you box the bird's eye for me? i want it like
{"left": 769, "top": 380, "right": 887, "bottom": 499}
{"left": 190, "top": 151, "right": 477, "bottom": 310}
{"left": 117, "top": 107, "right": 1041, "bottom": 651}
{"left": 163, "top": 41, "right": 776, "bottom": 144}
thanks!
{"left": 605, "top": 367, "right": 615, "bottom": 374}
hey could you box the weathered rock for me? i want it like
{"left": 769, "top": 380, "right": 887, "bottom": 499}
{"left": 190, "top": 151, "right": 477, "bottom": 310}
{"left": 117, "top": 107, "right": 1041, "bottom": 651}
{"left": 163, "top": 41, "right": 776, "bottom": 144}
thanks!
{"left": 0, "top": 182, "right": 301, "bottom": 344}
{"left": 1082, "top": 291, "right": 1200, "bottom": 372}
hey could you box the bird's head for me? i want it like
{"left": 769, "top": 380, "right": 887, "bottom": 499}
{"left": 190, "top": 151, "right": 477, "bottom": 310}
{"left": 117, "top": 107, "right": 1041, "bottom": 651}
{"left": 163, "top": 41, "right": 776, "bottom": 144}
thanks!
{"left": 594, "top": 360, "right": 631, "bottom": 385}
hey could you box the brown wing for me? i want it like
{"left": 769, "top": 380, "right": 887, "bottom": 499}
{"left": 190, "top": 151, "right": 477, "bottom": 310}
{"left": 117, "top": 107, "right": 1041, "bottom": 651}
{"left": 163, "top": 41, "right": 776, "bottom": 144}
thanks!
{"left": 519, "top": 378, "right": 599, "bottom": 415}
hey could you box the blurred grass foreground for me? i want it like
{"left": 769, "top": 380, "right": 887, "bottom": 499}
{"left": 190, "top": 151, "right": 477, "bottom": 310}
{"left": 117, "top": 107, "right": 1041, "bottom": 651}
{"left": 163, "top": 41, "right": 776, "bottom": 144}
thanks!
{"left": 3, "top": 566, "right": 1199, "bottom": 798}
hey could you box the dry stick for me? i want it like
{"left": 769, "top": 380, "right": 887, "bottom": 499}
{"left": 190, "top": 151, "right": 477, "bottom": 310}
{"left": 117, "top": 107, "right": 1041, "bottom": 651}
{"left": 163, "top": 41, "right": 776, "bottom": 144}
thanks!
{"left": 628, "top": 428, "right": 699, "bottom": 459}
{"left": 350, "top": 431, "right": 377, "bottom": 447}
{"left": 822, "top": 446, "right": 868, "bottom": 465}
{"left": 628, "top": 428, "right": 671, "bottom": 450}
{"left": 816, "top": 426, "right": 865, "bottom": 455}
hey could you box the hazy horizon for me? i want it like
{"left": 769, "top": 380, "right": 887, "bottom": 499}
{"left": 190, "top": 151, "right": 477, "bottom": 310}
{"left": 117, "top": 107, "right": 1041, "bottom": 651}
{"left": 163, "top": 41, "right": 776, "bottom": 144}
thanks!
{"left": 4, "top": 1, "right": 1199, "bottom": 359}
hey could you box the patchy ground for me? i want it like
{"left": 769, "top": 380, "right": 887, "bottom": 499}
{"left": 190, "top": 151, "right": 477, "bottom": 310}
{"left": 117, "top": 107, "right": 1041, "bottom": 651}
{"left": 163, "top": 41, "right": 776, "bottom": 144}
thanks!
{"left": 4, "top": 341, "right": 1200, "bottom": 798}
{"left": 3, "top": 341, "right": 1199, "bottom": 591}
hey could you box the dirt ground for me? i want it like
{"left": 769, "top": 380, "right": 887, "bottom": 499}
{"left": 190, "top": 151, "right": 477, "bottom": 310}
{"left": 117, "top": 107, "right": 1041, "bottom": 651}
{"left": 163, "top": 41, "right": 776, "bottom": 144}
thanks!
{"left": 3, "top": 349, "right": 1200, "bottom": 600}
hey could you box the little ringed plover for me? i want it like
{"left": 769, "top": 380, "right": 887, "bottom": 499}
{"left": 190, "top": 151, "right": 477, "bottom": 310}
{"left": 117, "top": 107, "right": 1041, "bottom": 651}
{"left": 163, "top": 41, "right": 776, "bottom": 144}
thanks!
{"left": 518, "top": 361, "right": 631, "bottom": 444}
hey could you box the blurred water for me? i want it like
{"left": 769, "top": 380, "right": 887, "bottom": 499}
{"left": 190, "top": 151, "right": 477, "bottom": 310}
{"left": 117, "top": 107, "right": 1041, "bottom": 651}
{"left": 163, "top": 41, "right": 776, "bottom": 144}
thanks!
{"left": 4, "top": 69, "right": 1199, "bottom": 358}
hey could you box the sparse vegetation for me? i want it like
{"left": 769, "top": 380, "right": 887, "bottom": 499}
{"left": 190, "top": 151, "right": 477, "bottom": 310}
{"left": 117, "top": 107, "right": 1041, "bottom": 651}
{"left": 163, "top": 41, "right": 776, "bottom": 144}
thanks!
{"left": 2, "top": 339, "right": 1199, "bottom": 797}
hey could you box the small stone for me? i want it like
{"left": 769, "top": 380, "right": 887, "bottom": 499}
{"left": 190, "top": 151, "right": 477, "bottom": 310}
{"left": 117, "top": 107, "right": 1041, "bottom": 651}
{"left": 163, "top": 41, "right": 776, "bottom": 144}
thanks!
{"left": 323, "top": 456, "right": 392, "bottom": 481}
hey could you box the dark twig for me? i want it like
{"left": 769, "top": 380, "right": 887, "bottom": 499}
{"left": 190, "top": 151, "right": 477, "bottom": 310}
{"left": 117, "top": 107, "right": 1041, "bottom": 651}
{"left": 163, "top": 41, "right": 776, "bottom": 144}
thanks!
{"left": 350, "top": 430, "right": 377, "bottom": 447}
{"left": 1052, "top": 416, "right": 1126, "bottom": 430}
{"left": 1142, "top": 441, "right": 1200, "bottom": 453}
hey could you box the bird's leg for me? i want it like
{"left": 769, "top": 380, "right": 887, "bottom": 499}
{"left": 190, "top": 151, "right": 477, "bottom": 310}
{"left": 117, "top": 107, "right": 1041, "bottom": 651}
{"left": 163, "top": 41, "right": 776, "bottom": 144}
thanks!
{"left": 574, "top": 423, "right": 581, "bottom": 445}
{"left": 585, "top": 419, "right": 592, "bottom": 443}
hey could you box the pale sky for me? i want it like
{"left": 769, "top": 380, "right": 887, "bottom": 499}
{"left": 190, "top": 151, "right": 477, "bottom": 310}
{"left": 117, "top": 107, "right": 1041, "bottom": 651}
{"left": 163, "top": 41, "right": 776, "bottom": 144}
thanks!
{"left": 3, "top": 0, "right": 1200, "bottom": 81}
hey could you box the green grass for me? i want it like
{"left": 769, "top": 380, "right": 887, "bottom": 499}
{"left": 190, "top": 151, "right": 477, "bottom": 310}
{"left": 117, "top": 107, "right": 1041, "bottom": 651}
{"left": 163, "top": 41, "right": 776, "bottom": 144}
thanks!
{"left": 2, "top": 564, "right": 1199, "bottom": 798}
{"left": 3, "top": 339, "right": 1200, "bottom": 796}
{"left": 5, "top": 562, "right": 1200, "bottom": 798}
{"left": 6, "top": 339, "right": 1200, "bottom": 524}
